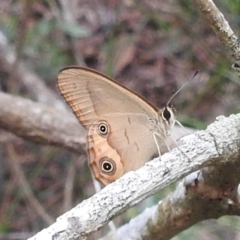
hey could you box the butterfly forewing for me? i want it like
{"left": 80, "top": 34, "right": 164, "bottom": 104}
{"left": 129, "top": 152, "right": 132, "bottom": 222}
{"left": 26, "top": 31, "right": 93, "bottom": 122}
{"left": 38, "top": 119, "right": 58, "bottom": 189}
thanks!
{"left": 57, "top": 67, "right": 159, "bottom": 129}
{"left": 57, "top": 66, "right": 169, "bottom": 185}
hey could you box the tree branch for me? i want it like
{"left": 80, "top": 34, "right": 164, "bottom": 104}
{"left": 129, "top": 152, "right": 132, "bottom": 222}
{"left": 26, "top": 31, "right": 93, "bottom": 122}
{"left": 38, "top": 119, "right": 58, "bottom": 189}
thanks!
{"left": 0, "top": 91, "right": 192, "bottom": 153}
{"left": 101, "top": 157, "right": 240, "bottom": 240}
{"left": 0, "top": 30, "right": 66, "bottom": 111}
{"left": 0, "top": 92, "right": 85, "bottom": 153}
{"left": 194, "top": 0, "right": 240, "bottom": 72}
{"left": 27, "top": 113, "right": 240, "bottom": 240}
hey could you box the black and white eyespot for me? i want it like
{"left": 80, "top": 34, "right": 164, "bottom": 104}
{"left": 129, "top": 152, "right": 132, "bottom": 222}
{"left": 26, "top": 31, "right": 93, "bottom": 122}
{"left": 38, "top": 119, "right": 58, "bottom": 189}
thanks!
{"left": 100, "top": 157, "right": 116, "bottom": 175}
{"left": 162, "top": 107, "right": 171, "bottom": 121}
{"left": 97, "top": 121, "right": 109, "bottom": 137}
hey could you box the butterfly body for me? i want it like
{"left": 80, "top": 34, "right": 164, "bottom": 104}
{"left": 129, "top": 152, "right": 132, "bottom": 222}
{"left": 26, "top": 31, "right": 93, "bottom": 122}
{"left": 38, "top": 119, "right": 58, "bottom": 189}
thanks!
{"left": 57, "top": 67, "right": 175, "bottom": 185}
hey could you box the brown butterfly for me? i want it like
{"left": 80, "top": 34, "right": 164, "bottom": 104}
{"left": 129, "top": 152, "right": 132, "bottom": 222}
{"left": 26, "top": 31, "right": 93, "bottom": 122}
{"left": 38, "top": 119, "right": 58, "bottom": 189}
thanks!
{"left": 57, "top": 67, "right": 175, "bottom": 185}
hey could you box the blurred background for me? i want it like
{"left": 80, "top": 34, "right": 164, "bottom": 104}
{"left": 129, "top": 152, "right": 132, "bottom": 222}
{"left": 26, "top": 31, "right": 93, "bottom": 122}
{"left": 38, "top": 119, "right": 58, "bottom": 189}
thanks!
{"left": 0, "top": 0, "right": 240, "bottom": 239}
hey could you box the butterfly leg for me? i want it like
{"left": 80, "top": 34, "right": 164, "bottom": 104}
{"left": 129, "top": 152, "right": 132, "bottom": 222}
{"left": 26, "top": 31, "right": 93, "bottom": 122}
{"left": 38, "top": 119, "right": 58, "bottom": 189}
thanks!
{"left": 153, "top": 132, "right": 162, "bottom": 160}
{"left": 162, "top": 138, "right": 171, "bottom": 152}
{"left": 153, "top": 132, "right": 171, "bottom": 175}
{"left": 153, "top": 131, "right": 172, "bottom": 154}
{"left": 169, "top": 135, "right": 179, "bottom": 149}
{"left": 175, "top": 120, "right": 191, "bottom": 134}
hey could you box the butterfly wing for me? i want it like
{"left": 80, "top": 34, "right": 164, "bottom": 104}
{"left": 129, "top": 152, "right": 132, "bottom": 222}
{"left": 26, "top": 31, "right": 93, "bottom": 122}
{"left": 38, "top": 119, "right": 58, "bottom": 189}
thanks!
{"left": 57, "top": 67, "right": 158, "bottom": 128}
{"left": 87, "top": 114, "right": 158, "bottom": 185}
{"left": 57, "top": 67, "right": 160, "bottom": 185}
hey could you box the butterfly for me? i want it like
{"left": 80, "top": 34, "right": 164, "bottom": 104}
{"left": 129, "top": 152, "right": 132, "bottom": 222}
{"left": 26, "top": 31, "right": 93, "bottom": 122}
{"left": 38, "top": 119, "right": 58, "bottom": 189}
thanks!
{"left": 57, "top": 67, "right": 176, "bottom": 185}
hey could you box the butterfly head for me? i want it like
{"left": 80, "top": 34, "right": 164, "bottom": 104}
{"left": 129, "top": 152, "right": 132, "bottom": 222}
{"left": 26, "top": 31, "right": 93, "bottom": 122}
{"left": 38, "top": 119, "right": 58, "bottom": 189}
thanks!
{"left": 161, "top": 71, "right": 198, "bottom": 132}
{"left": 161, "top": 106, "right": 176, "bottom": 132}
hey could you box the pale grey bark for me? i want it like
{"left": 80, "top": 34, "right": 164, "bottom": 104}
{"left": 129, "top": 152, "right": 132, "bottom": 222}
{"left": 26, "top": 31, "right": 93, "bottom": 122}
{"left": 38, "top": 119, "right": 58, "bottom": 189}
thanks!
{"left": 0, "top": 91, "right": 190, "bottom": 153}
{"left": 100, "top": 157, "right": 240, "bottom": 240}
{"left": 28, "top": 113, "right": 240, "bottom": 240}
{"left": 194, "top": 0, "right": 240, "bottom": 72}
{"left": 0, "top": 92, "right": 85, "bottom": 153}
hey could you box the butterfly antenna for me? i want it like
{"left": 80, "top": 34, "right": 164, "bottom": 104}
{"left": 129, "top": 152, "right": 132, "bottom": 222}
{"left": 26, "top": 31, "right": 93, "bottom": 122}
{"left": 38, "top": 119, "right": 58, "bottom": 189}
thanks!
{"left": 166, "top": 70, "right": 199, "bottom": 106}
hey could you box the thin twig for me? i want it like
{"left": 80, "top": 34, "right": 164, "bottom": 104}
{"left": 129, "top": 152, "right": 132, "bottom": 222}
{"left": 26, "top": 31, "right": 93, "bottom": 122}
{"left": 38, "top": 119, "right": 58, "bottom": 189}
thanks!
{"left": 194, "top": 0, "right": 240, "bottom": 72}
{"left": 6, "top": 143, "right": 54, "bottom": 224}
{"left": 63, "top": 162, "right": 76, "bottom": 211}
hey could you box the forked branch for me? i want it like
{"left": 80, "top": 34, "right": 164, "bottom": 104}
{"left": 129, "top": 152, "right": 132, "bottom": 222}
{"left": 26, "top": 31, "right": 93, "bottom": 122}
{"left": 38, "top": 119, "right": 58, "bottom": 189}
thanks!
{"left": 28, "top": 113, "right": 240, "bottom": 240}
